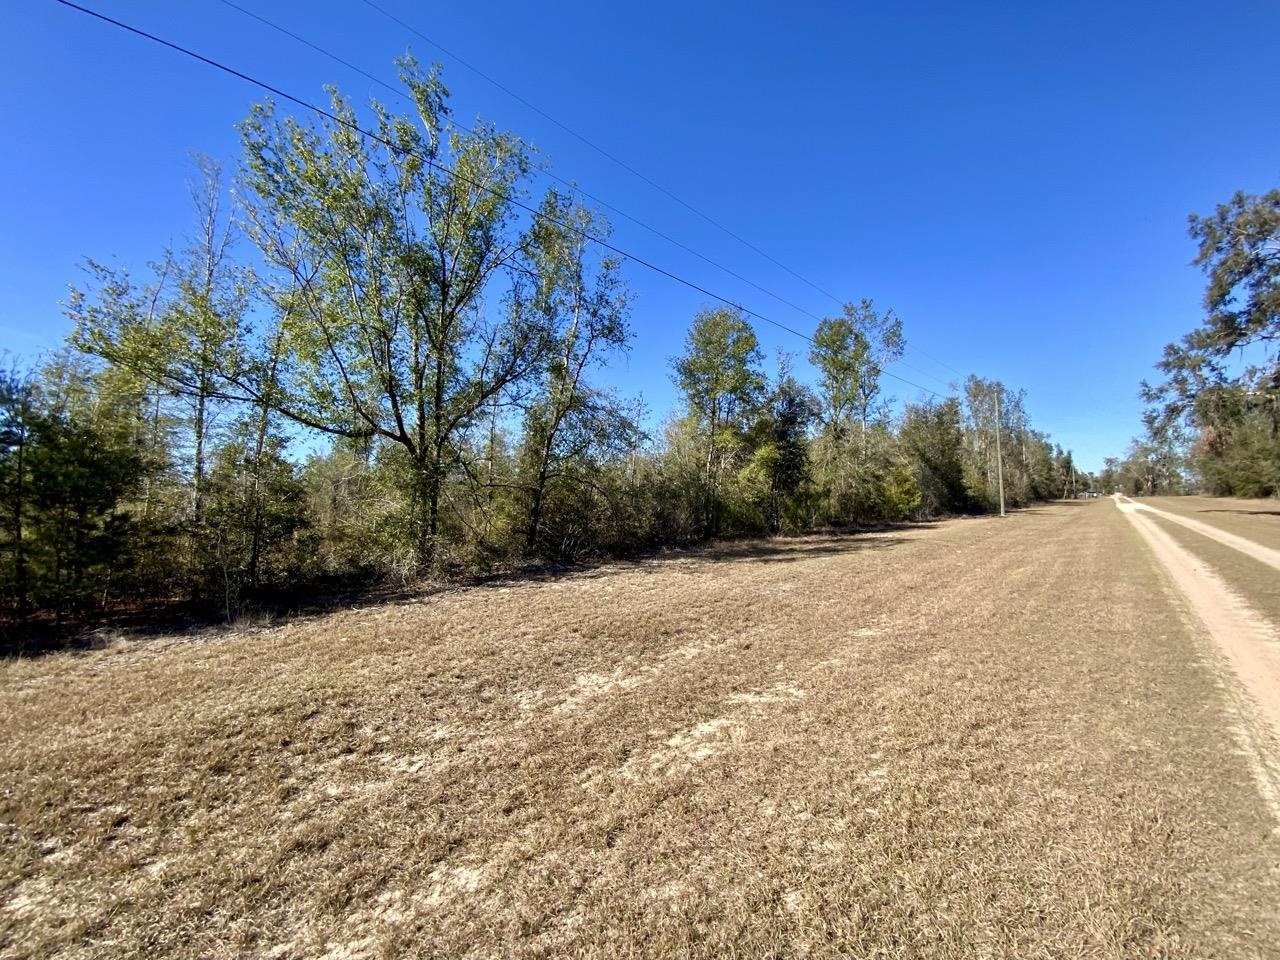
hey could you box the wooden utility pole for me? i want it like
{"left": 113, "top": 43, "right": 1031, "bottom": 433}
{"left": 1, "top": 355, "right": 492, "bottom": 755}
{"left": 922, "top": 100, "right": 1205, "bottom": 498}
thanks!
{"left": 994, "top": 393, "right": 1006, "bottom": 517}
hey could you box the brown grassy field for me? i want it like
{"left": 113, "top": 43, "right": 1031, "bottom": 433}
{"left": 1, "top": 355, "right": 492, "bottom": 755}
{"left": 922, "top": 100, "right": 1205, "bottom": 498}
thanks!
{"left": 3, "top": 501, "right": 1279, "bottom": 958}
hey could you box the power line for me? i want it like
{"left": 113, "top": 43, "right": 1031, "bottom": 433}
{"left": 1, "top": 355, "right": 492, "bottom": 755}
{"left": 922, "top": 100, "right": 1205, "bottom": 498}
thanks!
{"left": 51, "top": 0, "right": 950, "bottom": 402}
{"left": 907, "top": 345, "right": 966, "bottom": 379}
{"left": 216, "top": 0, "right": 822, "bottom": 329}
{"left": 358, "top": 0, "right": 848, "bottom": 307}
{"left": 354, "top": 1, "right": 977, "bottom": 390}
{"left": 217, "top": 0, "right": 958, "bottom": 395}
{"left": 359, "top": 0, "right": 964, "bottom": 388}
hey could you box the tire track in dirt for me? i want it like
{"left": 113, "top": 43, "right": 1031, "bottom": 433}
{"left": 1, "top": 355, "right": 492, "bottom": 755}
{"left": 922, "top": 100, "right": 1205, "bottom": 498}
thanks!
{"left": 1116, "top": 496, "right": 1280, "bottom": 818}
{"left": 1127, "top": 499, "right": 1280, "bottom": 572}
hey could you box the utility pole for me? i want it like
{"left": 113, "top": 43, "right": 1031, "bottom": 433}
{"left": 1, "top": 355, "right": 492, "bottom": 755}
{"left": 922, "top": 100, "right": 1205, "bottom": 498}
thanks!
{"left": 994, "top": 392, "right": 1006, "bottom": 517}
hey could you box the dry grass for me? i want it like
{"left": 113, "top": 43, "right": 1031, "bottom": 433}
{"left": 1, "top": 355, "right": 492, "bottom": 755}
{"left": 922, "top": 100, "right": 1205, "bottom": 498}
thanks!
{"left": 2, "top": 502, "right": 1279, "bottom": 958}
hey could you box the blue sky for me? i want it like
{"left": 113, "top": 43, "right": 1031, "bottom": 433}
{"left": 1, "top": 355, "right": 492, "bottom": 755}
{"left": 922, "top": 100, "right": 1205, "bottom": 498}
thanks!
{"left": 3, "top": 1, "right": 1279, "bottom": 471}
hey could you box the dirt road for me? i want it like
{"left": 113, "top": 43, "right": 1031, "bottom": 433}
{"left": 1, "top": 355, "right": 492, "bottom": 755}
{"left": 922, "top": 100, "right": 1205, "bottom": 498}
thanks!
{"left": 3, "top": 502, "right": 1279, "bottom": 958}
{"left": 1116, "top": 495, "right": 1280, "bottom": 817}
{"left": 1125, "top": 498, "right": 1280, "bottom": 572}
{"left": 1145, "top": 494, "right": 1280, "bottom": 552}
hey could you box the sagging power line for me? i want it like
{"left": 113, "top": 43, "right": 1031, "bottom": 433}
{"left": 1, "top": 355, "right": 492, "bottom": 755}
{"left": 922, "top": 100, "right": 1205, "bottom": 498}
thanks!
{"left": 217, "top": 0, "right": 957, "bottom": 393}
{"left": 52, "top": 0, "right": 952, "bottom": 401}
{"left": 356, "top": 1, "right": 970, "bottom": 383}
{"left": 216, "top": 0, "right": 830, "bottom": 334}
{"left": 358, "top": 0, "right": 847, "bottom": 305}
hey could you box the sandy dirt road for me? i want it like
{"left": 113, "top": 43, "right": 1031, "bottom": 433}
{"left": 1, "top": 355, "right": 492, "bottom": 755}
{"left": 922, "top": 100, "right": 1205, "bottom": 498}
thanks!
{"left": 1145, "top": 495, "right": 1280, "bottom": 552}
{"left": 1116, "top": 496, "right": 1280, "bottom": 816}
{"left": 3, "top": 502, "right": 1280, "bottom": 958}
{"left": 1124, "top": 498, "right": 1280, "bottom": 572}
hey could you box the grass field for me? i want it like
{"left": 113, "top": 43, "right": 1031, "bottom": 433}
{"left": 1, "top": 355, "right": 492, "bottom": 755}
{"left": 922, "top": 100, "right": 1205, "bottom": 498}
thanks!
{"left": 3, "top": 501, "right": 1279, "bottom": 958}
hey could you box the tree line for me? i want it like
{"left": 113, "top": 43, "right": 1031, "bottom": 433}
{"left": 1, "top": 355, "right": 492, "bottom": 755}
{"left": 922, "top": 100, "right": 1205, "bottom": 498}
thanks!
{"left": 1107, "top": 180, "right": 1279, "bottom": 497}
{"left": 0, "top": 61, "right": 1079, "bottom": 636}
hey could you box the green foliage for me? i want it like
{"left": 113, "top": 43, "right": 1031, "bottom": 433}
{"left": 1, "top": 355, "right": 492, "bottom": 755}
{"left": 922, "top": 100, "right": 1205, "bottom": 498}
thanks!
{"left": 301, "top": 439, "right": 420, "bottom": 582}
{"left": 68, "top": 156, "right": 252, "bottom": 533}
{"left": 1187, "top": 385, "right": 1278, "bottom": 496}
{"left": 900, "top": 398, "right": 970, "bottom": 516}
{"left": 8, "top": 59, "right": 1093, "bottom": 637}
{"left": 673, "top": 307, "right": 766, "bottom": 430}
{"left": 881, "top": 457, "right": 923, "bottom": 522}
{"left": 238, "top": 58, "right": 547, "bottom": 567}
{"left": 745, "top": 366, "right": 817, "bottom": 533}
{"left": 0, "top": 370, "right": 37, "bottom": 619}
{"left": 26, "top": 415, "right": 143, "bottom": 615}
{"left": 1189, "top": 186, "right": 1280, "bottom": 357}
{"left": 959, "top": 377, "right": 1060, "bottom": 509}
{"left": 201, "top": 431, "right": 310, "bottom": 619}
{"left": 810, "top": 299, "right": 904, "bottom": 436}
{"left": 0, "top": 365, "right": 146, "bottom": 622}
{"left": 516, "top": 189, "right": 636, "bottom": 557}
{"left": 807, "top": 300, "right": 906, "bottom": 526}
{"left": 672, "top": 306, "right": 766, "bottom": 536}
{"left": 1137, "top": 182, "right": 1280, "bottom": 497}
{"left": 1104, "top": 432, "right": 1188, "bottom": 497}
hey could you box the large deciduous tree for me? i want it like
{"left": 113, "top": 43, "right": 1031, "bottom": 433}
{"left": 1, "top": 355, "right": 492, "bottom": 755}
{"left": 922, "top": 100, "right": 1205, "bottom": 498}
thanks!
{"left": 1189, "top": 186, "right": 1280, "bottom": 357}
{"left": 237, "top": 59, "right": 550, "bottom": 567}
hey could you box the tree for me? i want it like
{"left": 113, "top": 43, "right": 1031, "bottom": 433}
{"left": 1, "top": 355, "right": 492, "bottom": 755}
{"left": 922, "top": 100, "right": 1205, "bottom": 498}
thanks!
{"left": 808, "top": 300, "right": 905, "bottom": 525}
{"left": 1113, "top": 436, "right": 1186, "bottom": 497}
{"left": 1142, "top": 183, "right": 1280, "bottom": 496}
{"left": 0, "top": 359, "right": 149, "bottom": 624}
{"left": 1188, "top": 186, "right": 1280, "bottom": 357}
{"left": 0, "top": 370, "right": 36, "bottom": 619}
{"left": 961, "top": 376, "right": 1005, "bottom": 509}
{"left": 672, "top": 306, "right": 765, "bottom": 536}
{"left": 516, "top": 190, "right": 633, "bottom": 556}
{"left": 810, "top": 300, "right": 904, "bottom": 441}
{"left": 24, "top": 408, "right": 143, "bottom": 619}
{"left": 741, "top": 359, "right": 816, "bottom": 534}
{"left": 900, "top": 397, "right": 969, "bottom": 516}
{"left": 237, "top": 59, "right": 550, "bottom": 568}
{"left": 68, "top": 155, "right": 251, "bottom": 535}
{"left": 202, "top": 429, "right": 310, "bottom": 620}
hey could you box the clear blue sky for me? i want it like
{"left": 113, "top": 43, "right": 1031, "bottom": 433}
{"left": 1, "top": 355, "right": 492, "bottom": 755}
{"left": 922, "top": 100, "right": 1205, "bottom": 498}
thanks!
{"left": 3, "top": 1, "right": 1279, "bottom": 471}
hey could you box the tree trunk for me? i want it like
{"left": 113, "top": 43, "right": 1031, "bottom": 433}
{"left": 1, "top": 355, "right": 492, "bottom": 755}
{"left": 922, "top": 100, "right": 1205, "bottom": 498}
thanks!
{"left": 426, "top": 470, "right": 441, "bottom": 569}
{"left": 524, "top": 479, "right": 546, "bottom": 554}
{"left": 411, "top": 452, "right": 442, "bottom": 572}
{"left": 419, "top": 344, "right": 447, "bottom": 571}
{"left": 246, "top": 328, "right": 285, "bottom": 589}
{"left": 193, "top": 388, "right": 207, "bottom": 528}
{"left": 12, "top": 414, "right": 28, "bottom": 620}
{"left": 704, "top": 400, "right": 720, "bottom": 538}
{"left": 247, "top": 402, "right": 269, "bottom": 590}
{"left": 141, "top": 392, "right": 163, "bottom": 523}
